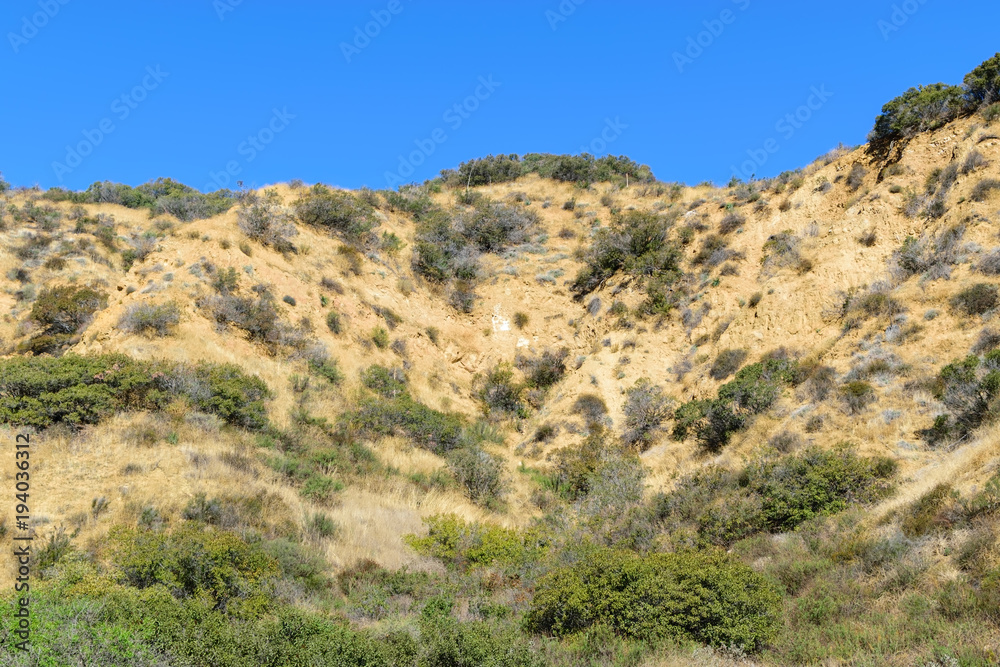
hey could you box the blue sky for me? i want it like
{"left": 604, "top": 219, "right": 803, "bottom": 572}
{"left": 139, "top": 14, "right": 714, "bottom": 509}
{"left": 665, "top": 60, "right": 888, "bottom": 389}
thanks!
{"left": 1, "top": 0, "right": 997, "bottom": 192}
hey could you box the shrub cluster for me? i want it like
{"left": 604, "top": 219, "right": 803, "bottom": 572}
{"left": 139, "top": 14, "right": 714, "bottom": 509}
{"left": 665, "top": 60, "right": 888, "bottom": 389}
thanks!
{"left": 441, "top": 153, "right": 655, "bottom": 188}
{"left": 673, "top": 356, "right": 799, "bottom": 451}
{"left": 19, "top": 285, "right": 107, "bottom": 354}
{"left": 0, "top": 354, "right": 271, "bottom": 430}
{"left": 236, "top": 188, "right": 297, "bottom": 252}
{"left": 571, "top": 210, "right": 682, "bottom": 304}
{"left": 621, "top": 379, "right": 673, "bottom": 450}
{"left": 653, "top": 445, "right": 897, "bottom": 546}
{"left": 294, "top": 184, "right": 380, "bottom": 247}
{"left": 44, "top": 178, "right": 235, "bottom": 221}
{"left": 920, "top": 351, "right": 1000, "bottom": 445}
{"left": 524, "top": 548, "right": 781, "bottom": 653}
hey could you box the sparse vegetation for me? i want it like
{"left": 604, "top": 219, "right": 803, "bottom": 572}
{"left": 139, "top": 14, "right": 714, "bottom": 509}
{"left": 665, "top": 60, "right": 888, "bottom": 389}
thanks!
{"left": 117, "top": 301, "right": 181, "bottom": 337}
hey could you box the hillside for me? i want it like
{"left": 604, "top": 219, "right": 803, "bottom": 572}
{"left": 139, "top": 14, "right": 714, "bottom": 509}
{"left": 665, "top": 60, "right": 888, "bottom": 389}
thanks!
{"left": 2, "top": 55, "right": 1000, "bottom": 666}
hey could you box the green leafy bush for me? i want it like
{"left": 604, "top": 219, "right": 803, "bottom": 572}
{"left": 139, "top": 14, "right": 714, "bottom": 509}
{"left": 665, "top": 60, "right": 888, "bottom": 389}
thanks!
{"left": 0, "top": 354, "right": 271, "bottom": 430}
{"left": 964, "top": 52, "right": 1000, "bottom": 106}
{"left": 654, "top": 446, "right": 896, "bottom": 546}
{"left": 24, "top": 285, "right": 107, "bottom": 352}
{"left": 474, "top": 363, "right": 528, "bottom": 418}
{"left": 346, "top": 392, "right": 466, "bottom": 453}
{"left": 294, "top": 184, "right": 380, "bottom": 246}
{"left": 571, "top": 210, "right": 682, "bottom": 298}
{"left": 524, "top": 548, "right": 781, "bottom": 652}
{"left": 869, "top": 84, "right": 970, "bottom": 148}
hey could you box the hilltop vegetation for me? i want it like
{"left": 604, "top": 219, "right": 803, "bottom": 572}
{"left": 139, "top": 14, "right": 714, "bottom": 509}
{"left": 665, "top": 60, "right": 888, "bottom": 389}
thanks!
{"left": 3, "top": 54, "right": 1000, "bottom": 667}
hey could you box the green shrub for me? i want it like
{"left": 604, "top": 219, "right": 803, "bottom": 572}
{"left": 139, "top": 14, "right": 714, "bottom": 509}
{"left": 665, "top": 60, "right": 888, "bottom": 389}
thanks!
{"left": 117, "top": 302, "right": 180, "bottom": 337}
{"left": 30, "top": 284, "right": 107, "bottom": 336}
{"left": 901, "top": 484, "right": 957, "bottom": 538}
{"left": 513, "top": 312, "right": 529, "bottom": 329}
{"left": 282, "top": 295, "right": 296, "bottom": 306}
{"left": 346, "top": 393, "right": 466, "bottom": 453}
{"left": 951, "top": 283, "right": 999, "bottom": 316}
{"left": 841, "top": 381, "right": 876, "bottom": 414}
{"left": 515, "top": 348, "right": 568, "bottom": 390}
{"left": 474, "top": 363, "right": 528, "bottom": 418}
{"left": 719, "top": 212, "right": 745, "bottom": 234}
{"left": 294, "top": 184, "right": 379, "bottom": 245}
{"left": 846, "top": 163, "right": 867, "bottom": 191}
{"left": 654, "top": 446, "right": 896, "bottom": 546}
{"left": 360, "top": 364, "right": 407, "bottom": 398}
{"left": 869, "top": 84, "right": 970, "bottom": 148}
{"left": 0, "top": 355, "right": 271, "bottom": 431}
{"left": 571, "top": 210, "right": 682, "bottom": 298}
{"left": 964, "top": 52, "right": 1000, "bottom": 106}
{"left": 524, "top": 548, "right": 781, "bottom": 652}
{"left": 371, "top": 326, "right": 389, "bottom": 349}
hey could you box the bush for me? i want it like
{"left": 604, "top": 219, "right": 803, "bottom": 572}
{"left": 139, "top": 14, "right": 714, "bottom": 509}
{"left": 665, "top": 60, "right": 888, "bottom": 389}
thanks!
{"left": 571, "top": 210, "right": 682, "bottom": 298}
{"left": 961, "top": 150, "right": 988, "bottom": 174}
{"left": 621, "top": 379, "right": 672, "bottom": 450}
{"left": 360, "top": 364, "right": 407, "bottom": 398}
{"left": 971, "top": 178, "right": 1000, "bottom": 202}
{"left": 474, "top": 363, "right": 527, "bottom": 418}
{"left": 447, "top": 447, "right": 506, "bottom": 508}
{"left": 117, "top": 302, "right": 181, "bottom": 337}
{"left": 325, "top": 311, "right": 343, "bottom": 334}
{"left": 858, "top": 229, "right": 878, "bottom": 247}
{"left": 868, "top": 83, "right": 969, "bottom": 149}
{"left": 710, "top": 348, "right": 748, "bottom": 380}
{"left": 346, "top": 393, "right": 466, "bottom": 453}
{"left": 654, "top": 446, "right": 896, "bottom": 546}
{"left": 719, "top": 212, "right": 745, "bottom": 235}
{"left": 237, "top": 188, "right": 297, "bottom": 251}
{"left": 952, "top": 283, "right": 999, "bottom": 316}
{"left": 294, "top": 184, "right": 379, "bottom": 246}
{"left": 963, "top": 52, "right": 1000, "bottom": 106}
{"left": 524, "top": 548, "right": 781, "bottom": 652}
{"left": 0, "top": 354, "right": 271, "bottom": 430}
{"left": 841, "top": 381, "right": 875, "bottom": 414}
{"left": 371, "top": 326, "right": 389, "bottom": 349}
{"left": 846, "top": 163, "right": 867, "bottom": 191}
{"left": 515, "top": 348, "right": 568, "bottom": 390}
{"left": 30, "top": 285, "right": 107, "bottom": 336}
{"left": 513, "top": 312, "right": 529, "bottom": 329}
{"left": 571, "top": 393, "right": 608, "bottom": 425}
{"left": 976, "top": 249, "right": 1000, "bottom": 275}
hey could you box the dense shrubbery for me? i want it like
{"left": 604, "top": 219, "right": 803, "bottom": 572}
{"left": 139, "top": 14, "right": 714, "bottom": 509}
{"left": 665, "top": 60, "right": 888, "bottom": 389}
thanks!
{"left": 524, "top": 548, "right": 781, "bottom": 652}
{"left": 474, "top": 363, "right": 529, "bottom": 418}
{"left": 18, "top": 285, "right": 107, "bottom": 355}
{"left": 571, "top": 210, "right": 682, "bottom": 302}
{"left": 920, "top": 352, "right": 1000, "bottom": 445}
{"left": 412, "top": 197, "right": 537, "bottom": 311}
{"left": 868, "top": 54, "right": 1000, "bottom": 155}
{"left": 441, "top": 153, "right": 655, "bottom": 188}
{"left": 43, "top": 178, "right": 235, "bottom": 221}
{"left": 709, "top": 348, "right": 748, "bottom": 380}
{"left": 673, "top": 356, "right": 800, "bottom": 451}
{"left": 0, "top": 354, "right": 271, "bottom": 430}
{"left": 952, "top": 283, "right": 999, "bottom": 316}
{"left": 654, "top": 446, "right": 896, "bottom": 546}
{"left": 294, "top": 184, "right": 380, "bottom": 247}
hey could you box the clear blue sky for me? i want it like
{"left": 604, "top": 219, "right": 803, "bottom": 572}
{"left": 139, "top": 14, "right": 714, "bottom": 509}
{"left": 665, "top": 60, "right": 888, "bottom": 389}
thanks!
{"left": 1, "top": 0, "right": 997, "bottom": 192}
